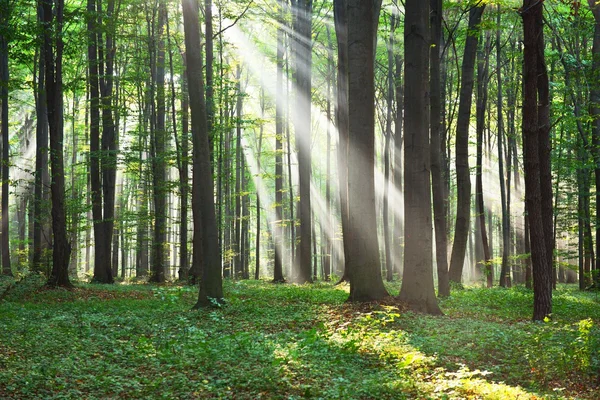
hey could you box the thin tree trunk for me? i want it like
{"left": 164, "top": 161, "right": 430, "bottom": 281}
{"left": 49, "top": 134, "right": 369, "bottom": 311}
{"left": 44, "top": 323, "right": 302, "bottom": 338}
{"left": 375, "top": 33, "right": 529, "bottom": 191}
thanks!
{"left": 430, "top": 0, "right": 449, "bottom": 297}
{"left": 291, "top": 0, "right": 312, "bottom": 284}
{"left": 383, "top": 15, "right": 396, "bottom": 282}
{"left": 273, "top": 1, "right": 285, "bottom": 283}
{"left": 448, "top": 4, "right": 485, "bottom": 285}
{"left": 476, "top": 32, "right": 492, "bottom": 288}
{"left": 0, "top": 0, "right": 10, "bottom": 276}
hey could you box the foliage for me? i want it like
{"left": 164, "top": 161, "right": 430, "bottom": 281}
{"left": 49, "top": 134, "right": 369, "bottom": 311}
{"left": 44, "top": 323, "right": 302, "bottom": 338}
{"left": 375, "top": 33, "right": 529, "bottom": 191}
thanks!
{"left": 1, "top": 280, "right": 598, "bottom": 399}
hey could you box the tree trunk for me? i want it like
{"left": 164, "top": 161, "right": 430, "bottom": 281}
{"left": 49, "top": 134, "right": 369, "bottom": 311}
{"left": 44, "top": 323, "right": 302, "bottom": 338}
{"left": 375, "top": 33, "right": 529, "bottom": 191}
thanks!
{"left": 334, "top": 0, "right": 388, "bottom": 301}
{"left": 383, "top": 15, "right": 396, "bottom": 282}
{"left": 273, "top": 1, "right": 285, "bottom": 283}
{"left": 476, "top": 32, "right": 492, "bottom": 288}
{"left": 234, "top": 65, "right": 242, "bottom": 278}
{"left": 392, "top": 54, "right": 404, "bottom": 278}
{"left": 0, "top": 0, "right": 10, "bottom": 277}
{"left": 522, "top": 0, "right": 552, "bottom": 320}
{"left": 182, "top": 0, "right": 223, "bottom": 307}
{"left": 291, "top": 0, "right": 312, "bottom": 284}
{"left": 430, "top": 0, "right": 449, "bottom": 297}
{"left": 448, "top": 4, "right": 485, "bottom": 285}
{"left": 588, "top": 0, "right": 600, "bottom": 287}
{"left": 498, "top": 6, "right": 511, "bottom": 288}
{"left": 334, "top": 0, "right": 349, "bottom": 283}
{"left": 398, "top": 0, "right": 441, "bottom": 314}
{"left": 33, "top": 6, "right": 50, "bottom": 273}
{"left": 43, "top": 0, "right": 72, "bottom": 288}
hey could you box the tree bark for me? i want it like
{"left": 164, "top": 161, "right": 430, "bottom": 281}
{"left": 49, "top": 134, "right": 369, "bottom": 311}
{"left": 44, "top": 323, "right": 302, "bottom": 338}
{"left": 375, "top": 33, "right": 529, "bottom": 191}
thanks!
{"left": 291, "top": 0, "right": 313, "bottom": 283}
{"left": 335, "top": 0, "right": 388, "bottom": 301}
{"left": 448, "top": 4, "right": 485, "bottom": 285}
{"left": 43, "top": 0, "right": 72, "bottom": 288}
{"left": 430, "top": 0, "right": 449, "bottom": 297}
{"left": 273, "top": 0, "right": 285, "bottom": 283}
{"left": 521, "top": 0, "right": 552, "bottom": 320}
{"left": 497, "top": 6, "right": 511, "bottom": 288}
{"left": 182, "top": 0, "right": 223, "bottom": 307}
{"left": 398, "top": 0, "right": 441, "bottom": 314}
{"left": 475, "top": 32, "right": 492, "bottom": 287}
{"left": 0, "top": 0, "right": 10, "bottom": 276}
{"left": 588, "top": 0, "right": 600, "bottom": 287}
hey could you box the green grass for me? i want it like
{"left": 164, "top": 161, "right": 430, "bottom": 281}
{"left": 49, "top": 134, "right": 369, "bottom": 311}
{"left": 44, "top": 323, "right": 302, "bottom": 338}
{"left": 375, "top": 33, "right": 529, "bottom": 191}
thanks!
{"left": 0, "top": 276, "right": 599, "bottom": 399}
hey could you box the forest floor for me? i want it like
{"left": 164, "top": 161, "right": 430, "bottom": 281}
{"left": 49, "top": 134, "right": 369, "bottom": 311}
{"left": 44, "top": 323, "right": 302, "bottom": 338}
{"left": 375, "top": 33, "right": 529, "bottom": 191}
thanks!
{"left": 0, "top": 275, "right": 599, "bottom": 399}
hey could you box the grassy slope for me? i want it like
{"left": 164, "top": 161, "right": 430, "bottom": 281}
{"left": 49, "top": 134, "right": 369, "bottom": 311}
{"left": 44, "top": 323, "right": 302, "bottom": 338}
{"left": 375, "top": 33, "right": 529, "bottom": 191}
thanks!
{"left": 0, "top": 276, "right": 598, "bottom": 399}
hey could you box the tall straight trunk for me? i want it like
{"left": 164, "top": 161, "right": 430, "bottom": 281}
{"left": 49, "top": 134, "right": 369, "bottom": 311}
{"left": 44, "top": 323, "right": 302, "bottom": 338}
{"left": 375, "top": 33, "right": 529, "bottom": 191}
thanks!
{"left": 100, "top": 0, "right": 118, "bottom": 283}
{"left": 182, "top": 0, "right": 223, "bottom": 306}
{"left": 205, "top": 0, "right": 214, "bottom": 166}
{"left": 0, "top": 0, "right": 10, "bottom": 276}
{"left": 497, "top": 6, "right": 511, "bottom": 287}
{"left": 291, "top": 0, "right": 312, "bottom": 283}
{"left": 398, "top": 0, "right": 441, "bottom": 314}
{"left": 430, "top": 0, "right": 448, "bottom": 297}
{"left": 323, "top": 25, "right": 333, "bottom": 281}
{"left": 273, "top": 1, "right": 285, "bottom": 282}
{"left": 475, "top": 32, "right": 492, "bottom": 288}
{"left": 234, "top": 66, "right": 242, "bottom": 278}
{"left": 43, "top": 0, "right": 72, "bottom": 287}
{"left": 255, "top": 93, "right": 264, "bottom": 280}
{"left": 383, "top": 15, "right": 396, "bottom": 282}
{"left": 69, "top": 95, "right": 79, "bottom": 276}
{"left": 588, "top": 0, "right": 600, "bottom": 287}
{"left": 335, "top": 0, "right": 388, "bottom": 301}
{"left": 392, "top": 54, "right": 404, "bottom": 277}
{"left": 334, "top": 0, "right": 349, "bottom": 282}
{"left": 150, "top": 1, "right": 167, "bottom": 282}
{"left": 241, "top": 153, "right": 249, "bottom": 279}
{"left": 522, "top": 0, "right": 552, "bottom": 320}
{"left": 88, "top": 0, "right": 111, "bottom": 283}
{"left": 448, "top": 4, "right": 485, "bottom": 284}
{"left": 33, "top": 9, "right": 50, "bottom": 273}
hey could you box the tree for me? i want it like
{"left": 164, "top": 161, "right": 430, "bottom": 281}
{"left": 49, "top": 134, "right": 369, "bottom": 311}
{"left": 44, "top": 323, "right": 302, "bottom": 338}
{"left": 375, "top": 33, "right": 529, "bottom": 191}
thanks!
{"left": 475, "top": 32, "right": 492, "bottom": 287}
{"left": 398, "top": 0, "right": 442, "bottom": 315}
{"left": 521, "top": 0, "right": 552, "bottom": 321}
{"left": 430, "top": 0, "right": 448, "bottom": 297}
{"left": 43, "top": 0, "right": 72, "bottom": 287}
{"left": 182, "top": 0, "right": 223, "bottom": 307}
{"left": 588, "top": 0, "right": 600, "bottom": 288}
{"left": 150, "top": 0, "right": 168, "bottom": 283}
{"left": 0, "top": 0, "right": 10, "bottom": 276}
{"left": 273, "top": 0, "right": 285, "bottom": 283}
{"left": 448, "top": 3, "right": 485, "bottom": 285}
{"left": 335, "top": 0, "right": 389, "bottom": 301}
{"left": 290, "top": 0, "right": 313, "bottom": 283}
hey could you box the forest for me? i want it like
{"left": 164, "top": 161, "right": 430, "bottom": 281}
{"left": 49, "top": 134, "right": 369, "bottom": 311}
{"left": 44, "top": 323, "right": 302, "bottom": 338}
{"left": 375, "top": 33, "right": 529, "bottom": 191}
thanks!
{"left": 0, "top": 0, "right": 599, "bottom": 398}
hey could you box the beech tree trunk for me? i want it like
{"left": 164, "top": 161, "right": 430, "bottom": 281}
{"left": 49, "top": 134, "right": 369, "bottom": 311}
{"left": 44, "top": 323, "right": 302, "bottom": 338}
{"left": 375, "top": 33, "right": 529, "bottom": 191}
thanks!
{"left": 273, "top": 0, "right": 285, "bottom": 283}
{"left": 182, "top": 0, "right": 223, "bottom": 307}
{"left": 475, "top": 32, "right": 492, "bottom": 287}
{"left": 588, "top": 0, "right": 600, "bottom": 287}
{"left": 522, "top": 0, "right": 552, "bottom": 320}
{"left": 43, "top": 0, "right": 72, "bottom": 287}
{"left": 291, "top": 0, "right": 312, "bottom": 283}
{"left": 0, "top": 0, "right": 10, "bottom": 276}
{"left": 430, "top": 0, "right": 448, "bottom": 297}
{"left": 448, "top": 4, "right": 485, "bottom": 285}
{"left": 398, "top": 0, "right": 441, "bottom": 314}
{"left": 335, "top": 0, "right": 388, "bottom": 301}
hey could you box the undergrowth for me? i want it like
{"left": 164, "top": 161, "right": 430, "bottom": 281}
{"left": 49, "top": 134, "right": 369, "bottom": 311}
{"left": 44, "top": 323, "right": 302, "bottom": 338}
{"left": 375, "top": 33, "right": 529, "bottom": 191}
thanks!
{"left": 0, "top": 278, "right": 598, "bottom": 399}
